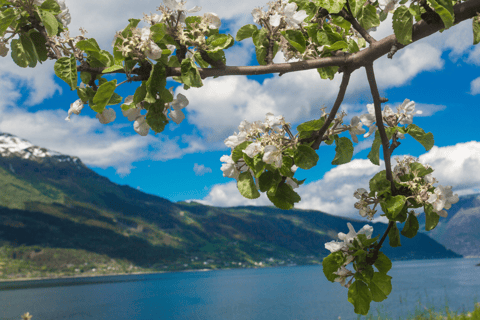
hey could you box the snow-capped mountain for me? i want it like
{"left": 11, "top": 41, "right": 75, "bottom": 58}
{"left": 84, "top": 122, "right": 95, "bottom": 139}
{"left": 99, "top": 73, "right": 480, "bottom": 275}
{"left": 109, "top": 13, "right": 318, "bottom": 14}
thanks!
{"left": 0, "top": 132, "right": 82, "bottom": 165}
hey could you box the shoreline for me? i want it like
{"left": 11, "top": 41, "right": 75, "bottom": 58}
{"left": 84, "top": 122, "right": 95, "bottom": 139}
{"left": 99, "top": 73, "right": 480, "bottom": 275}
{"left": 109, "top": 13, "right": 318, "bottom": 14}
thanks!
{"left": 1, "top": 256, "right": 478, "bottom": 285}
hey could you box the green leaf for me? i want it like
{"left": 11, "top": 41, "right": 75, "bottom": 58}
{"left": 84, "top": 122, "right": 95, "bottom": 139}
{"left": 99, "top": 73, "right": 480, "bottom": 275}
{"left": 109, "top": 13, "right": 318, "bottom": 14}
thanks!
{"left": 267, "top": 183, "right": 301, "bottom": 210}
{"left": 367, "top": 130, "right": 382, "bottom": 165}
{"left": 368, "top": 272, "right": 392, "bottom": 302}
{"left": 39, "top": 0, "right": 61, "bottom": 12}
{"left": 348, "top": 0, "right": 367, "bottom": 17}
{"left": 409, "top": 162, "right": 433, "bottom": 177}
{"left": 406, "top": 124, "right": 434, "bottom": 151}
{"left": 322, "top": 251, "right": 346, "bottom": 282}
{"left": 392, "top": 6, "right": 413, "bottom": 45}
{"left": 146, "top": 100, "right": 169, "bottom": 133}
{"left": 145, "top": 63, "right": 166, "bottom": 103}
{"left": 91, "top": 79, "right": 117, "bottom": 113}
{"left": 207, "top": 34, "right": 235, "bottom": 52}
{"left": 258, "top": 170, "right": 282, "bottom": 193}
{"left": 279, "top": 156, "right": 294, "bottom": 178}
{"left": 355, "top": 264, "right": 374, "bottom": 284}
{"left": 107, "top": 92, "right": 122, "bottom": 105}
{"left": 347, "top": 38, "right": 360, "bottom": 53}
{"left": 76, "top": 38, "right": 101, "bottom": 52}
{"left": 80, "top": 72, "right": 92, "bottom": 85}
{"left": 424, "top": 203, "right": 440, "bottom": 231}
{"left": 102, "top": 65, "right": 124, "bottom": 73}
{"left": 21, "top": 33, "right": 38, "bottom": 67}
{"left": 237, "top": 171, "right": 261, "bottom": 199}
{"left": 426, "top": 0, "right": 454, "bottom": 29}
{"left": 29, "top": 31, "right": 48, "bottom": 62}
{"left": 281, "top": 30, "right": 306, "bottom": 53}
{"left": 473, "top": 16, "right": 480, "bottom": 45}
{"left": 317, "top": 66, "right": 339, "bottom": 80}
{"left": 231, "top": 142, "right": 251, "bottom": 163}
{"left": 358, "top": 4, "right": 380, "bottom": 31}
{"left": 37, "top": 8, "right": 59, "bottom": 36}
{"left": 150, "top": 23, "right": 166, "bottom": 43}
{"left": 332, "top": 137, "right": 353, "bottom": 165}
{"left": 374, "top": 252, "right": 392, "bottom": 274}
{"left": 369, "top": 170, "right": 390, "bottom": 196}
{"left": 388, "top": 223, "right": 401, "bottom": 247}
{"left": 383, "top": 195, "right": 406, "bottom": 220}
{"left": 181, "top": 58, "right": 203, "bottom": 88}
{"left": 401, "top": 212, "right": 419, "bottom": 238}
{"left": 331, "top": 15, "right": 351, "bottom": 31}
{"left": 236, "top": 24, "right": 258, "bottom": 41}
{"left": 0, "top": 8, "right": 18, "bottom": 37}
{"left": 325, "top": 41, "right": 348, "bottom": 51}
{"left": 297, "top": 118, "right": 325, "bottom": 132}
{"left": 317, "top": 0, "right": 346, "bottom": 14}
{"left": 348, "top": 280, "right": 372, "bottom": 315}
{"left": 294, "top": 145, "right": 319, "bottom": 170}
{"left": 54, "top": 55, "right": 77, "bottom": 90}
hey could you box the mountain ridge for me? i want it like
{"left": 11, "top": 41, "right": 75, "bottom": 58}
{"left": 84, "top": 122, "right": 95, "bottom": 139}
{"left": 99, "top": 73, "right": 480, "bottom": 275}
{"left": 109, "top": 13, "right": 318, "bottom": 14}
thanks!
{"left": 0, "top": 132, "right": 467, "bottom": 280}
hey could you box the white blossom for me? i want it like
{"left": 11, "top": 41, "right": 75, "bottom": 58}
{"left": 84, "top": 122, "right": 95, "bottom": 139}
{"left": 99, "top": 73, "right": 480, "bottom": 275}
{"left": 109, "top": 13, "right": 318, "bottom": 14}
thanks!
{"left": 252, "top": 8, "right": 265, "bottom": 24}
{"left": 270, "top": 2, "right": 308, "bottom": 29}
{"left": 204, "top": 13, "right": 221, "bottom": 29}
{"left": 146, "top": 42, "right": 163, "bottom": 60}
{"left": 122, "top": 105, "right": 142, "bottom": 122}
{"left": 348, "top": 116, "right": 366, "bottom": 143}
{"left": 133, "top": 116, "right": 150, "bottom": 136}
{"left": 220, "top": 155, "right": 239, "bottom": 179}
{"left": 265, "top": 112, "right": 285, "bottom": 128}
{"left": 263, "top": 145, "right": 282, "bottom": 168}
{"left": 427, "top": 185, "right": 459, "bottom": 217}
{"left": 224, "top": 132, "right": 248, "bottom": 149}
{"left": 96, "top": 108, "right": 116, "bottom": 124}
{"left": 333, "top": 266, "right": 355, "bottom": 287}
{"left": 338, "top": 223, "right": 373, "bottom": 248}
{"left": 396, "top": 99, "right": 422, "bottom": 125}
{"left": 378, "top": 0, "right": 399, "bottom": 12}
{"left": 65, "top": 99, "right": 84, "bottom": 121}
{"left": 243, "top": 142, "right": 263, "bottom": 158}
{"left": 354, "top": 188, "right": 368, "bottom": 199}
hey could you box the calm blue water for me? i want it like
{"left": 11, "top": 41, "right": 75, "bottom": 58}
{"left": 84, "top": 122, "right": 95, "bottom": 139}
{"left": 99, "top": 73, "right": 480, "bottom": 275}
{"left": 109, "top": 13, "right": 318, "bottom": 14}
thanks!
{"left": 0, "top": 258, "right": 479, "bottom": 320}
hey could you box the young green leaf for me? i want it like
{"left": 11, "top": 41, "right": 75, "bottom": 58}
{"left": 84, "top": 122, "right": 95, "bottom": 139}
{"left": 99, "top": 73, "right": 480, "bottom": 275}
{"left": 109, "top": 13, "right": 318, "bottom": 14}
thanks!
{"left": 0, "top": 8, "right": 18, "bottom": 37}
{"left": 332, "top": 137, "right": 353, "bottom": 165}
{"left": 322, "top": 251, "right": 346, "bottom": 282}
{"left": 367, "top": 130, "right": 382, "bottom": 165}
{"left": 236, "top": 24, "right": 258, "bottom": 41}
{"left": 426, "top": 0, "right": 454, "bottom": 29}
{"left": 348, "top": 280, "right": 372, "bottom": 315}
{"left": 388, "top": 223, "right": 401, "bottom": 247}
{"left": 424, "top": 203, "right": 440, "bottom": 231}
{"left": 369, "top": 170, "right": 390, "bottom": 196}
{"left": 406, "top": 124, "right": 434, "bottom": 151}
{"left": 37, "top": 9, "right": 59, "bottom": 36}
{"left": 181, "top": 58, "right": 203, "bottom": 88}
{"left": 267, "top": 183, "right": 301, "bottom": 210}
{"left": 383, "top": 195, "right": 406, "bottom": 220}
{"left": 281, "top": 30, "right": 306, "bottom": 53}
{"left": 237, "top": 171, "right": 260, "bottom": 199}
{"left": 29, "top": 31, "right": 48, "bottom": 62}
{"left": 368, "top": 272, "right": 392, "bottom": 302}
{"left": 258, "top": 170, "right": 282, "bottom": 193}
{"left": 358, "top": 4, "right": 380, "bottom": 31}
{"left": 146, "top": 100, "right": 169, "bottom": 133}
{"left": 54, "top": 55, "right": 77, "bottom": 90}
{"left": 317, "top": 66, "right": 339, "bottom": 80}
{"left": 374, "top": 252, "right": 392, "bottom": 274}
{"left": 392, "top": 6, "right": 413, "bottom": 45}
{"left": 473, "top": 16, "right": 480, "bottom": 45}
{"left": 91, "top": 79, "right": 117, "bottom": 113}
{"left": 294, "top": 145, "right": 319, "bottom": 170}
{"left": 401, "top": 212, "right": 419, "bottom": 238}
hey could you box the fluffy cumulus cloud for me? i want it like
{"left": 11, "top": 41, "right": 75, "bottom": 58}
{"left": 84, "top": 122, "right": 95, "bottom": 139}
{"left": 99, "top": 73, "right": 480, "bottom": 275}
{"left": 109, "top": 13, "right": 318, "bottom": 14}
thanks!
{"left": 193, "top": 163, "right": 212, "bottom": 176}
{"left": 197, "top": 142, "right": 480, "bottom": 219}
{"left": 470, "top": 77, "right": 480, "bottom": 95}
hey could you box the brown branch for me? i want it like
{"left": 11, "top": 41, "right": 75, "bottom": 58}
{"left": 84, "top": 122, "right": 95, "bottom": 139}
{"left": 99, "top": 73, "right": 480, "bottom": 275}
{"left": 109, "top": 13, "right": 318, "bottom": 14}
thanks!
{"left": 199, "top": 50, "right": 226, "bottom": 69}
{"left": 305, "top": 69, "right": 351, "bottom": 150}
{"left": 365, "top": 63, "right": 395, "bottom": 191}
{"left": 340, "top": 5, "right": 377, "bottom": 44}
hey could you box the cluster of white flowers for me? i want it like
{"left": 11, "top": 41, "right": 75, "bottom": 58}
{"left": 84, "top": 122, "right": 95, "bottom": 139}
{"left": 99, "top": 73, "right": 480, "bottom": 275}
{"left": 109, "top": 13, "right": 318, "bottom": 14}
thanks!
{"left": 252, "top": 1, "right": 307, "bottom": 29}
{"left": 325, "top": 223, "right": 374, "bottom": 287}
{"left": 221, "top": 113, "right": 299, "bottom": 188}
{"left": 353, "top": 156, "right": 459, "bottom": 220}
{"left": 121, "top": 88, "right": 189, "bottom": 136}
{"left": 33, "top": 0, "right": 71, "bottom": 28}
{"left": 360, "top": 99, "right": 422, "bottom": 138}
{"left": 114, "top": 26, "right": 168, "bottom": 61}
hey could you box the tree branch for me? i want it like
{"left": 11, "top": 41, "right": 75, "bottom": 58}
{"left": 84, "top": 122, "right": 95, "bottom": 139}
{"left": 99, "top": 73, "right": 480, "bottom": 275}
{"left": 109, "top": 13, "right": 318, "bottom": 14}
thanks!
{"left": 306, "top": 69, "right": 351, "bottom": 150}
{"left": 339, "top": 6, "right": 377, "bottom": 44}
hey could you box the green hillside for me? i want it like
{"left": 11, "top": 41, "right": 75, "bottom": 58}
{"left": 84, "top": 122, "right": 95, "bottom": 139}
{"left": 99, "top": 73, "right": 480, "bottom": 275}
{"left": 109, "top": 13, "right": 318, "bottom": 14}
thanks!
{"left": 0, "top": 153, "right": 461, "bottom": 280}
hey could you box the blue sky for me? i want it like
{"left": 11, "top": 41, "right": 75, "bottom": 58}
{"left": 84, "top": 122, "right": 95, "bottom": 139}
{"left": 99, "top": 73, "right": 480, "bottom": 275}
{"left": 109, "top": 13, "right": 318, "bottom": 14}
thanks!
{"left": 1, "top": 0, "right": 479, "bottom": 221}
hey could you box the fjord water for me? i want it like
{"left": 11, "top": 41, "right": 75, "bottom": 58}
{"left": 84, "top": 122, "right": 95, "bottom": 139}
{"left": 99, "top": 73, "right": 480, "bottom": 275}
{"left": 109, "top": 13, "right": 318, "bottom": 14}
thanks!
{"left": 1, "top": 258, "right": 479, "bottom": 320}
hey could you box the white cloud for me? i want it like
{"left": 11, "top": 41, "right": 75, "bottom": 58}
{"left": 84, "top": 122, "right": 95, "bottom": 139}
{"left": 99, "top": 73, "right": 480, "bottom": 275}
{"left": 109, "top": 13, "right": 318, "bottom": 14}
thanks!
{"left": 470, "top": 77, "right": 480, "bottom": 95}
{"left": 193, "top": 163, "right": 212, "bottom": 176}
{"left": 196, "top": 141, "right": 480, "bottom": 219}
{"left": 419, "top": 141, "right": 480, "bottom": 192}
